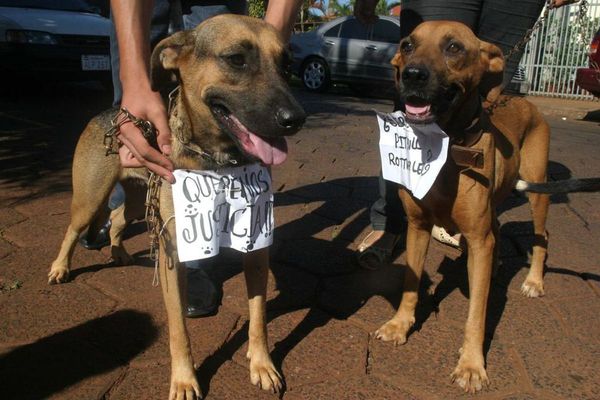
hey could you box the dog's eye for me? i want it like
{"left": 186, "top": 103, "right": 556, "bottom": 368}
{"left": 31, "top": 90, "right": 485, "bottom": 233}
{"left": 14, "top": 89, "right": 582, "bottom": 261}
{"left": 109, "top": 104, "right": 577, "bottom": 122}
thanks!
{"left": 446, "top": 42, "right": 463, "bottom": 55}
{"left": 225, "top": 54, "right": 247, "bottom": 68}
{"left": 400, "top": 41, "right": 414, "bottom": 54}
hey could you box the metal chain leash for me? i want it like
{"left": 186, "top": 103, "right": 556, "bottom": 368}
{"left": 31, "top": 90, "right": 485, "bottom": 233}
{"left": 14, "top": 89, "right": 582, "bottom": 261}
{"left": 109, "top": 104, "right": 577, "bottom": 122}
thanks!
{"left": 103, "top": 107, "right": 166, "bottom": 284}
{"left": 104, "top": 108, "right": 157, "bottom": 156}
{"left": 504, "top": 0, "right": 553, "bottom": 63}
{"left": 505, "top": 0, "right": 591, "bottom": 62}
{"left": 488, "top": 0, "right": 595, "bottom": 111}
{"left": 145, "top": 171, "right": 163, "bottom": 279}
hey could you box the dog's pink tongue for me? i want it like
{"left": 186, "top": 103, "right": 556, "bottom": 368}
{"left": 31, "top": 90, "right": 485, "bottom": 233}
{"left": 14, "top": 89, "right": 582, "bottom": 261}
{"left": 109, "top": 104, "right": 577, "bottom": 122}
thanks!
{"left": 247, "top": 132, "right": 288, "bottom": 165}
{"left": 405, "top": 104, "right": 431, "bottom": 116}
{"left": 230, "top": 115, "right": 288, "bottom": 165}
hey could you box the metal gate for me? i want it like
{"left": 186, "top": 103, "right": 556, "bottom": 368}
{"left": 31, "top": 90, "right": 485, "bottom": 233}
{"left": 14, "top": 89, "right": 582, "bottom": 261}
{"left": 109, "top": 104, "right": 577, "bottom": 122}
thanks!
{"left": 521, "top": 1, "right": 600, "bottom": 100}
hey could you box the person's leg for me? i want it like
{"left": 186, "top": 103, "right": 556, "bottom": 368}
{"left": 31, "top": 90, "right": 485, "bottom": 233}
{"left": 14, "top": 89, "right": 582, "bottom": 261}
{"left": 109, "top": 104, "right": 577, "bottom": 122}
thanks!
{"left": 185, "top": 258, "right": 221, "bottom": 317}
{"left": 79, "top": 182, "right": 127, "bottom": 250}
{"left": 477, "top": 0, "right": 546, "bottom": 90}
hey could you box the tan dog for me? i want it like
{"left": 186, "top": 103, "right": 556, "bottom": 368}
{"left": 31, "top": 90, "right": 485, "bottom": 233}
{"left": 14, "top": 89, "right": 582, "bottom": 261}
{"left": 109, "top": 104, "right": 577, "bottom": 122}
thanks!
{"left": 48, "top": 15, "right": 305, "bottom": 399}
{"left": 373, "top": 21, "right": 550, "bottom": 392}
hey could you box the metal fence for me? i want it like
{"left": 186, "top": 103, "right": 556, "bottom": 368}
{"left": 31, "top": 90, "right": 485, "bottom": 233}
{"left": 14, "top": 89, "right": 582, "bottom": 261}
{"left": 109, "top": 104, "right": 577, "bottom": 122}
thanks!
{"left": 521, "top": 1, "right": 600, "bottom": 100}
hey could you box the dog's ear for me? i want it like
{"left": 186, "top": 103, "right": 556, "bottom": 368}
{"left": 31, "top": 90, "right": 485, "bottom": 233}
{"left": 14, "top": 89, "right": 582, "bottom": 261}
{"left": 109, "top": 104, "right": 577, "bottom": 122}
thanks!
{"left": 391, "top": 52, "right": 403, "bottom": 87}
{"left": 479, "top": 40, "right": 505, "bottom": 105}
{"left": 150, "top": 30, "right": 192, "bottom": 91}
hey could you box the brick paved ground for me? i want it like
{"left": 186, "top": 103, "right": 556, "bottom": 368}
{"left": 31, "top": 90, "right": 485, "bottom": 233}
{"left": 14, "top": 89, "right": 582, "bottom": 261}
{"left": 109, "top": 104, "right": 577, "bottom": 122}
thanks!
{"left": 0, "top": 81, "right": 599, "bottom": 399}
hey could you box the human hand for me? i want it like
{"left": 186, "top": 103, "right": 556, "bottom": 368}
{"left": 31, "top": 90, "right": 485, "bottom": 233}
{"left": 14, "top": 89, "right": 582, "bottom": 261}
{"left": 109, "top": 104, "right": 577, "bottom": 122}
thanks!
{"left": 549, "top": 0, "right": 579, "bottom": 9}
{"left": 354, "top": 0, "right": 380, "bottom": 25}
{"left": 118, "top": 84, "right": 175, "bottom": 183}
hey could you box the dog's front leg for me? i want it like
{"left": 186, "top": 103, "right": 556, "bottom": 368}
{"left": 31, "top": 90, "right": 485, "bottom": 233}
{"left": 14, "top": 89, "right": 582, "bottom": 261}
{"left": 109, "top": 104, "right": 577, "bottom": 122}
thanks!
{"left": 243, "top": 247, "right": 282, "bottom": 392}
{"left": 159, "top": 250, "right": 200, "bottom": 400}
{"left": 375, "top": 221, "right": 431, "bottom": 345}
{"left": 159, "top": 189, "right": 200, "bottom": 400}
{"left": 450, "top": 229, "right": 494, "bottom": 393}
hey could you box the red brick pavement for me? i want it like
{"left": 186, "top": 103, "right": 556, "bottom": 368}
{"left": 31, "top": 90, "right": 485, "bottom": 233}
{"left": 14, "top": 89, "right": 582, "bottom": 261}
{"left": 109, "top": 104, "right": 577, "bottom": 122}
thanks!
{"left": 1, "top": 83, "right": 599, "bottom": 399}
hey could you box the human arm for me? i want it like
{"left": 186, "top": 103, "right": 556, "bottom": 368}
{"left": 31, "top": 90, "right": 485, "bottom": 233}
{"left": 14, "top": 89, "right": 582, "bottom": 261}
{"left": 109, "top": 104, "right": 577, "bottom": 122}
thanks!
{"left": 110, "top": 0, "right": 175, "bottom": 183}
{"left": 264, "top": 0, "right": 304, "bottom": 42}
{"left": 549, "top": 0, "right": 579, "bottom": 8}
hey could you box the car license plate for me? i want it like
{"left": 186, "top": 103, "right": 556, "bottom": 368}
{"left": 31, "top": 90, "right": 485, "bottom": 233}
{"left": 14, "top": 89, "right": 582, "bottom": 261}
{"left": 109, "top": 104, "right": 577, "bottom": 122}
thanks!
{"left": 81, "top": 55, "right": 110, "bottom": 71}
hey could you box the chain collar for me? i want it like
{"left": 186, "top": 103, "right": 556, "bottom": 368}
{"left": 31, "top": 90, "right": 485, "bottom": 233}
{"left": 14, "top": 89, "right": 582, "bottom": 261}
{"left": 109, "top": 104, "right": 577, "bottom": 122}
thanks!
{"left": 168, "top": 86, "right": 239, "bottom": 167}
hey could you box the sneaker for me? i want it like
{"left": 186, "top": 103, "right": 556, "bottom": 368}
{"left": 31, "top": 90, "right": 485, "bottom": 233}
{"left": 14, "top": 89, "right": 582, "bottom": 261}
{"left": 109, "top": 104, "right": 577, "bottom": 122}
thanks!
{"left": 431, "top": 225, "right": 462, "bottom": 250}
{"left": 356, "top": 230, "right": 401, "bottom": 270}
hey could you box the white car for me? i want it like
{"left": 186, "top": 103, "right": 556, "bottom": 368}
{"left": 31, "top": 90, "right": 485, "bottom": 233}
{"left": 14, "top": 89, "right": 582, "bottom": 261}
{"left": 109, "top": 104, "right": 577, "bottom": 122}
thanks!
{"left": 0, "top": 0, "right": 111, "bottom": 82}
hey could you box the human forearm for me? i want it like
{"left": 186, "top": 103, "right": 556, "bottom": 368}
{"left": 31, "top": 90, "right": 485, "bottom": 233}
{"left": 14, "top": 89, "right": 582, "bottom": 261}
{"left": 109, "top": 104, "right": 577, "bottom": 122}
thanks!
{"left": 264, "top": 0, "right": 303, "bottom": 42}
{"left": 110, "top": 0, "right": 174, "bottom": 181}
{"left": 110, "top": 0, "right": 155, "bottom": 91}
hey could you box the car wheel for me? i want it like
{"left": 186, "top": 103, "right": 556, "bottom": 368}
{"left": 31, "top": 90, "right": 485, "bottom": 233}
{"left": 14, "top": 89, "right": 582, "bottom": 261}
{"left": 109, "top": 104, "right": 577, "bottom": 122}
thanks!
{"left": 301, "top": 57, "right": 330, "bottom": 92}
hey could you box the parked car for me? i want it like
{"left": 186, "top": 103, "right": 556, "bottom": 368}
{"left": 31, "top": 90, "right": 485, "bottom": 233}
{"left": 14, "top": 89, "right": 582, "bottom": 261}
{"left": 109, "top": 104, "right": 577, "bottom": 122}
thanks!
{"left": 575, "top": 28, "right": 600, "bottom": 97}
{"left": 289, "top": 16, "right": 400, "bottom": 93}
{"left": 0, "top": 0, "right": 111, "bottom": 82}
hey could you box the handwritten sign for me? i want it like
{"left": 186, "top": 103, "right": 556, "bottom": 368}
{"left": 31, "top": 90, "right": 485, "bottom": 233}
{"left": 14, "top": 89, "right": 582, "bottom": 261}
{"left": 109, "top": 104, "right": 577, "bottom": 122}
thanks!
{"left": 171, "top": 164, "right": 273, "bottom": 262}
{"left": 376, "top": 110, "right": 449, "bottom": 200}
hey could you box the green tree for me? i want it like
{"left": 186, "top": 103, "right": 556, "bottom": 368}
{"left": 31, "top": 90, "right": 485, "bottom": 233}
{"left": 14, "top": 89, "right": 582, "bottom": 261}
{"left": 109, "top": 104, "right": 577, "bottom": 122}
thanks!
{"left": 374, "top": 0, "right": 390, "bottom": 16}
{"left": 248, "top": 0, "right": 266, "bottom": 18}
{"left": 328, "top": 0, "right": 352, "bottom": 17}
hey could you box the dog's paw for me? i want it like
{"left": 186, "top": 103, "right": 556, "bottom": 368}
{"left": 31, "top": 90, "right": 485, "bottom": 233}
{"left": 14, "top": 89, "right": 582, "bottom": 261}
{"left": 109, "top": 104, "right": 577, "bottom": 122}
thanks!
{"left": 521, "top": 279, "right": 545, "bottom": 298}
{"left": 48, "top": 266, "right": 70, "bottom": 284}
{"left": 111, "top": 245, "right": 134, "bottom": 266}
{"left": 450, "top": 355, "right": 490, "bottom": 393}
{"left": 249, "top": 355, "right": 283, "bottom": 393}
{"left": 169, "top": 368, "right": 201, "bottom": 400}
{"left": 374, "top": 317, "right": 414, "bottom": 345}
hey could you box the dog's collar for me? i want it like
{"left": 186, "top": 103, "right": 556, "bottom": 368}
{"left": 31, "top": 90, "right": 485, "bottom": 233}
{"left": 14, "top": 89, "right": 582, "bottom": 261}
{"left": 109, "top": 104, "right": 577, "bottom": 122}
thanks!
{"left": 449, "top": 101, "right": 486, "bottom": 148}
{"left": 449, "top": 102, "right": 487, "bottom": 169}
{"left": 168, "top": 86, "right": 240, "bottom": 168}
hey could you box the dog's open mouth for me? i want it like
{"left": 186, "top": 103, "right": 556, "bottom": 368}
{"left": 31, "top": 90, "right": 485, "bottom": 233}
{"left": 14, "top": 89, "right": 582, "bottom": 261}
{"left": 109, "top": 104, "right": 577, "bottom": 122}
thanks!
{"left": 404, "top": 102, "right": 435, "bottom": 124}
{"left": 403, "top": 84, "right": 462, "bottom": 125}
{"left": 212, "top": 105, "right": 288, "bottom": 165}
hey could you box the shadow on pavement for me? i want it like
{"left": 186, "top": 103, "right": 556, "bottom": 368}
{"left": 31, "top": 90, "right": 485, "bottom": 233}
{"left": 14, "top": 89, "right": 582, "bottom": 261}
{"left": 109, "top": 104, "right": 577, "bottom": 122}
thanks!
{"left": 582, "top": 108, "right": 600, "bottom": 122}
{"left": 0, "top": 80, "right": 112, "bottom": 205}
{"left": 0, "top": 309, "right": 157, "bottom": 400}
{"left": 195, "top": 172, "right": 593, "bottom": 395}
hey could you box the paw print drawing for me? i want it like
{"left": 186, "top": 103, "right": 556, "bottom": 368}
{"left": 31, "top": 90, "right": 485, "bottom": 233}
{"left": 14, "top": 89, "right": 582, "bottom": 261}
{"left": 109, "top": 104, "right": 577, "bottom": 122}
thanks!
{"left": 243, "top": 239, "right": 255, "bottom": 251}
{"left": 202, "top": 246, "right": 214, "bottom": 255}
{"left": 184, "top": 204, "right": 198, "bottom": 216}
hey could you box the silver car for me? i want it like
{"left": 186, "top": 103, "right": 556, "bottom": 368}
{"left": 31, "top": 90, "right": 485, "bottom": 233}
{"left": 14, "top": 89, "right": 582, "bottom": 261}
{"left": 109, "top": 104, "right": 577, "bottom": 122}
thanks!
{"left": 290, "top": 16, "right": 400, "bottom": 93}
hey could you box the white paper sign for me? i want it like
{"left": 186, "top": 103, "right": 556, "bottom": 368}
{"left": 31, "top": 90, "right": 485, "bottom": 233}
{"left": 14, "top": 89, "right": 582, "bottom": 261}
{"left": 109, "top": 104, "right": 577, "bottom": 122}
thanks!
{"left": 171, "top": 164, "right": 274, "bottom": 262}
{"left": 376, "top": 110, "right": 449, "bottom": 200}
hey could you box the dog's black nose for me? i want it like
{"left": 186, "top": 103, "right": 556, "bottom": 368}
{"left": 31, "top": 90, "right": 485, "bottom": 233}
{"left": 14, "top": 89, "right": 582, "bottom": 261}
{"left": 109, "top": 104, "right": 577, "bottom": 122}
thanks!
{"left": 276, "top": 108, "right": 306, "bottom": 130}
{"left": 402, "top": 65, "right": 430, "bottom": 85}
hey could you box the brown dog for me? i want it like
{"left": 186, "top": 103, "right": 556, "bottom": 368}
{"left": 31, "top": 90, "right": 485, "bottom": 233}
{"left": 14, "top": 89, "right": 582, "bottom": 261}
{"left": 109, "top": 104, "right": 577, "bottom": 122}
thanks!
{"left": 373, "top": 21, "right": 550, "bottom": 392}
{"left": 48, "top": 15, "right": 305, "bottom": 399}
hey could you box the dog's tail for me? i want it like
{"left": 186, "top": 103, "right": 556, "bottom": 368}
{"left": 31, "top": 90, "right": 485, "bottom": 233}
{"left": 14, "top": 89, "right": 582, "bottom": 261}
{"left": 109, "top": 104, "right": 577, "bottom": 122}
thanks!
{"left": 515, "top": 178, "right": 600, "bottom": 194}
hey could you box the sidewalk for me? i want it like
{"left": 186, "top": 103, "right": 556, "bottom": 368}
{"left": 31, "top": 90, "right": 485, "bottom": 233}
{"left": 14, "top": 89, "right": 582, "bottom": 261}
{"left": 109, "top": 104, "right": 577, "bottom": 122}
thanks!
{"left": 0, "top": 87, "right": 599, "bottom": 399}
{"left": 527, "top": 95, "right": 599, "bottom": 120}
